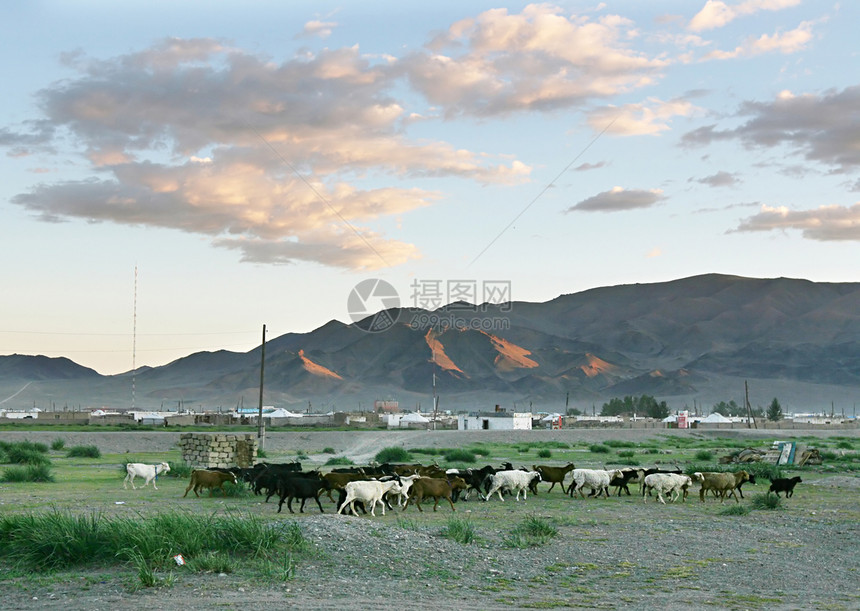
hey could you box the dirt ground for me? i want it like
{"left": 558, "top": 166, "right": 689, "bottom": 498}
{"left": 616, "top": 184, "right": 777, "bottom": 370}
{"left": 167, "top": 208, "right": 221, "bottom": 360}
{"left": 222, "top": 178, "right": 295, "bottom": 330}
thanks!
{"left": 1, "top": 428, "right": 858, "bottom": 610}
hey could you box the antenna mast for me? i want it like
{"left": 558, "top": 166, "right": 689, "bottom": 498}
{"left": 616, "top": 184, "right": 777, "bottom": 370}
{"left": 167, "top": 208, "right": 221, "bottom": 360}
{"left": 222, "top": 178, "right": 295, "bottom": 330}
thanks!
{"left": 132, "top": 265, "right": 137, "bottom": 410}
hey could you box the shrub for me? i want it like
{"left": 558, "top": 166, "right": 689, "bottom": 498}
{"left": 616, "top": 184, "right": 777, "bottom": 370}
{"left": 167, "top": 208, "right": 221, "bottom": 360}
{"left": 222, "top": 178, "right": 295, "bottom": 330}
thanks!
{"left": 321, "top": 447, "right": 336, "bottom": 454}
{"left": 719, "top": 504, "right": 750, "bottom": 516}
{"left": 324, "top": 457, "right": 354, "bottom": 466}
{"left": 835, "top": 440, "right": 853, "bottom": 450}
{"left": 617, "top": 450, "right": 635, "bottom": 458}
{"left": 751, "top": 493, "right": 783, "bottom": 511}
{"left": 166, "top": 463, "right": 192, "bottom": 479}
{"left": 374, "top": 447, "right": 412, "bottom": 463}
{"left": 537, "top": 449, "right": 552, "bottom": 459}
{"left": 2, "top": 464, "right": 55, "bottom": 483}
{"left": 503, "top": 515, "right": 558, "bottom": 548}
{"left": 441, "top": 517, "right": 477, "bottom": 544}
{"left": 695, "top": 450, "right": 714, "bottom": 461}
{"left": 67, "top": 445, "right": 101, "bottom": 458}
{"left": 469, "top": 445, "right": 490, "bottom": 457}
{"left": 257, "top": 449, "right": 268, "bottom": 459}
{"left": 604, "top": 440, "right": 635, "bottom": 448}
{"left": 444, "top": 449, "right": 476, "bottom": 463}
{"left": 5, "top": 447, "right": 51, "bottom": 467}
{"left": 50, "top": 438, "right": 66, "bottom": 451}
{"left": 589, "top": 444, "right": 611, "bottom": 454}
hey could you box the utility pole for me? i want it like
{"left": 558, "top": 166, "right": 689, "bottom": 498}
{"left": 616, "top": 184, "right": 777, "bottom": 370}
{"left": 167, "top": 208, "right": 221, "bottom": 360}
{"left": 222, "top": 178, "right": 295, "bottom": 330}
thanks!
{"left": 744, "top": 380, "right": 757, "bottom": 429}
{"left": 257, "top": 324, "right": 267, "bottom": 449}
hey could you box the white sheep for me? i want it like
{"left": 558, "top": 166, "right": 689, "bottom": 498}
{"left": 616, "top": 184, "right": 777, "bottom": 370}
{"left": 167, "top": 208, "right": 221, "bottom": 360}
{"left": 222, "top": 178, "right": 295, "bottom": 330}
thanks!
{"left": 643, "top": 473, "right": 692, "bottom": 504}
{"left": 570, "top": 469, "right": 623, "bottom": 499}
{"left": 337, "top": 480, "right": 403, "bottom": 516}
{"left": 484, "top": 470, "right": 542, "bottom": 501}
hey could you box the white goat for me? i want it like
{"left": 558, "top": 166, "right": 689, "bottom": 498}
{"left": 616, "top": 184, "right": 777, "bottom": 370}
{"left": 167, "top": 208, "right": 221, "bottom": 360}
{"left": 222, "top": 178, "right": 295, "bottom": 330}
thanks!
{"left": 484, "top": 470, "right": 542, "bottom": 501}
{"left": 643, "top": 473, "right": 692, "bottom": 504}
{"left": 124, "top": 462, "right": 171, "bottom": 490}
{"left": 338, "top": 480, "right": 403, "bottom": 516}
{"left": 570, "top": 469, "right": 623, "bottom": 498}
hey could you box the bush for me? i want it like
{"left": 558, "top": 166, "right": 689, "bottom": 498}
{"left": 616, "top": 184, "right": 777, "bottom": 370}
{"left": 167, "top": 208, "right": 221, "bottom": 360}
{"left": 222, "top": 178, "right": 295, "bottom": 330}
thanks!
{"left": 617, "top": 450, "right": 635, "bottom": 458}
{"left": 166, "top": 463, "right": 192, "bottom": 479}
{"left": 537, "top": 449, "right": 552, "bottom": 459}
{"left": 2, "top": 464, "right": 55, "bottom": 483}
{"left": 604, "top": 440, "right": 635, "bottom": 448}
{"left": 444, "top": 449, "right": 476, "bottom": 463}
{"left": 751, "top": 493, "right": 783, "bottom": 510}
{"left": 469, "top": 445, "right": 490, "bottom": 457}
{"left": 503, "top": 515, "right": 558, "bottom": 548}
{"left": 374, "top": 447, "right": 412, "bottom": 463}
{"left": 321, "top": 447, "right": 336, "bottom": 454}
{"left": 67, "top": 445, "right": 101, "bottom": 459}
{"left": 695, "top": 450, "right": 714, "bottom": 461}
{"left": 719, "top": 504, "right": 750, "bottom": 516}
{"left": 589, "top": 444, "right": 611, "bottom": 454}
{"left": 440, "top": 517, "right": 478, "bottom": 544}
{"left": 324, "top": 457, "right": 354, "bottom": 466}
{"left": 50, "top": 438, "right": 66, "bottom": 451}
{"left": 835, "top": 440, "right": 853, "bottom": 450}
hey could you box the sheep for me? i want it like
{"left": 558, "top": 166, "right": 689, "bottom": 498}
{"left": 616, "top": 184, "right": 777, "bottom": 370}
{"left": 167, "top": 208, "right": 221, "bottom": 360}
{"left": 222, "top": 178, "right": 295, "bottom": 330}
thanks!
{"left": 643, "top": 473, "right": 693, "bottom": 504}
{"left": 570, "top": 469, "right": 624, "bottom": 499}
{"left": 768, "top": 476, "right": 802, "bottom": 497}
{"left": 123, "top": 462, "right": 171, "bottom": 490}
{"left": 183, "top": 469, "right": 238, "bottom": 498}
{"left": 533, "top": 463, "right": 576, "bottom": 494}
{"left": 693, "top": 471, "right": 750, "bottom": 503}
{"left": 484, "top": 470, "right": 542, "bottom": 501}
{"left": 338, "top": 479, "right": 403, "bottom": 517}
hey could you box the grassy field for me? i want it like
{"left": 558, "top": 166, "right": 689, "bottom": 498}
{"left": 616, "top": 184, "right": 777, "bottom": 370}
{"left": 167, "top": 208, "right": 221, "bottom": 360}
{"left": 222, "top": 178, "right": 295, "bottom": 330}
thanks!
{"left": 0, "top": 431, "right": 858, "bottom": 609}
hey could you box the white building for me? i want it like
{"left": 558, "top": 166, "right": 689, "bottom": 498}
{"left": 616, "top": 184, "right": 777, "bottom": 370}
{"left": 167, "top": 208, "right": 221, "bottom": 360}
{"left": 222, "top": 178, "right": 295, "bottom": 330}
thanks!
{"left": 458, "top": 411, "right": 532, "bottom": 431}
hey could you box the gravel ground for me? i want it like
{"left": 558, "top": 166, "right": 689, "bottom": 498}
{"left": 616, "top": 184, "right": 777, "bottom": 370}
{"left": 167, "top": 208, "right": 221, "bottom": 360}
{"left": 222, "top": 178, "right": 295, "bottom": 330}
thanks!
{"left": 2, "top": 428, "right": 858, "bottom": 610}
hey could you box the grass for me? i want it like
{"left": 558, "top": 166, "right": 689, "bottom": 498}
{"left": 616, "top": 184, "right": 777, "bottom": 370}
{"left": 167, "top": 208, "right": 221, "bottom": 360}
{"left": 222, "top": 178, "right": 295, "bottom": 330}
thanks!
{"left": 503, "top": 515, "right": 558, "bottom": 548}
{"left": 374, "top": 446, "right": 412, "bottom": 463}
{"left": 0, "top": 509, "right": 307, "bottom": 588}
{"left": 444, "top": 449, "right": 477, "bottom": 463}
{"left": 751, "top": 493, "right": 783, "bottom": 510}
{"left": 66, "top": 445, "right": 101, "bottom": 458}
{"left": 1, "top": 464, "right": 55, "bottom": 483}
{"left": 440, "top": 517, "right": 478, "bottom": 544}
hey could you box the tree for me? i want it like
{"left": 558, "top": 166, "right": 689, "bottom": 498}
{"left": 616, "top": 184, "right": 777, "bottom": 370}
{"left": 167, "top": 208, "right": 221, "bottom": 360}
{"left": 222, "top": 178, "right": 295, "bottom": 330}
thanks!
{"left": 601, "top": 394, "right": 668, "bottom": 419}
{"left": 767, "top": 397, "right": 784, "bottom": 422}
{"left": 712, "top": 400, "right": 742, "bottom": 417}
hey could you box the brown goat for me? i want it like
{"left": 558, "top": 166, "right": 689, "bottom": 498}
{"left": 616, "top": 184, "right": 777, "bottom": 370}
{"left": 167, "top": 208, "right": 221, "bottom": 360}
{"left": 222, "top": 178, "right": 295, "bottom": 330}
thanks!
{"left": 183, "top": 469, "right": 238, "bottom": 498}
{"left": 533, "top": 463, "right": 576, "bottom": 494}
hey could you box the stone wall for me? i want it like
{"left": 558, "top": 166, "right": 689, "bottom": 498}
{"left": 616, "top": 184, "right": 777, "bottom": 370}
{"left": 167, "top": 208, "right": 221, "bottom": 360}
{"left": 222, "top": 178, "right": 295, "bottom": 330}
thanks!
{"left": 179, "top": 433, "right": 258, "bottom": 468}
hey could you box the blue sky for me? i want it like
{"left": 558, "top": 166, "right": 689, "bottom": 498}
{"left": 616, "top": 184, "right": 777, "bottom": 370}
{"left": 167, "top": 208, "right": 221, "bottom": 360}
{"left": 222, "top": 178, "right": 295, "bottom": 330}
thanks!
{"left": 2, "top": 0, "right": 858, "bottom": 375}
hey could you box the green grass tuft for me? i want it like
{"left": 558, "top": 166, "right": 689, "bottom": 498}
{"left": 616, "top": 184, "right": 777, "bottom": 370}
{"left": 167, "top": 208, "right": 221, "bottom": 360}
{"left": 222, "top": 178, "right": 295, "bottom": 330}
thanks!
{"left": 66, "top": 445, "right": 101, "bottom": 458}
{"left": 374, "top": 446, "right": 413, "bottom": 463}
{"left": 440, "top": 517, "right": 478, "bottom": 544}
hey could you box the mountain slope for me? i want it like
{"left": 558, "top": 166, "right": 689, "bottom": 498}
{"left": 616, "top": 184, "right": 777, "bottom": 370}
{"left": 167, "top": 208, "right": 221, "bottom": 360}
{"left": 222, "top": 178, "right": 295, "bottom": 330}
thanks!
{"left": 3, "top": 274, "right": 859, "bottom": 412}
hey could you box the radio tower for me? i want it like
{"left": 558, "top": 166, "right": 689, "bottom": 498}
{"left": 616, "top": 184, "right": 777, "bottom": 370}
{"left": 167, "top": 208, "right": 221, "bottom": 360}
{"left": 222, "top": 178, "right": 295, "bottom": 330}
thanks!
{"left": 132, "top": 265, "right": 137, "bottom": 410}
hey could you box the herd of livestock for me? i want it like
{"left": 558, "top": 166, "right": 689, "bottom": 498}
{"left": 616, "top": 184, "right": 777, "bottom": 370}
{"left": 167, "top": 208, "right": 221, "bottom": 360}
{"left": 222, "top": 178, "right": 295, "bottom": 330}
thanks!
{"left": 124, "top": 459, "right": 804, "bottom": 516}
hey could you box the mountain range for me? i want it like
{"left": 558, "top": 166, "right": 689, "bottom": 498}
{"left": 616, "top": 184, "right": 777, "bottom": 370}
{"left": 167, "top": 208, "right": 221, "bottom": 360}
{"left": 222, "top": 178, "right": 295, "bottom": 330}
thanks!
{"left": 2, "top": 273, "right": 859, "bottom": 414}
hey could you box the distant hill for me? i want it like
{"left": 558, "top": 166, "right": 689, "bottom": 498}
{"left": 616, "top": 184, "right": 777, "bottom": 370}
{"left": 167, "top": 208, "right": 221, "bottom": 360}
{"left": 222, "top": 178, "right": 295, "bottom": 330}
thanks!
{"left": 2, "top": 274, "right": 859, "bottom": 413}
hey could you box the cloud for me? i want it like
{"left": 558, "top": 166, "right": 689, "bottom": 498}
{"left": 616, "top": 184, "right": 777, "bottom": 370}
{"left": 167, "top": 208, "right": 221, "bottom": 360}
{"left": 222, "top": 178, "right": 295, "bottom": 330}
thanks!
{"left": 695, "top": 171, "right": 741, "bottom": 187}
{"left": 587, "top": 97, "right": 697, "bottom": 136}
{"left": 689, "top": 0, "right": 802, "bottom": 32}
{"left": 300, "top": 20, "right": 338, "bottom": 39}
{"left": 1, "top": 37, "right": 531, "bottom": 270}
{"left": 733, "top": 203, "right": 860, "bottom": 241}
{"left": 566, "top": 186, "right": 665, "bottom": 213}
{"left": 681, "top": 86, "right": 860, "bottom": 173}
{"left": 701, "top": 21, "right": 813, "bottom": 59}
{"left": 404, "top": 5, "right": 667, "bottom": 117}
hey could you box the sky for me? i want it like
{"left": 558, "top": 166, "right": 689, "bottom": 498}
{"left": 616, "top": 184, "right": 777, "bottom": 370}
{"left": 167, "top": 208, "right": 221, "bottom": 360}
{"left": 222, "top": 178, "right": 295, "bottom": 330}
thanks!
{"left": 1, "top": 0, "right": 859, "bottom": 376}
